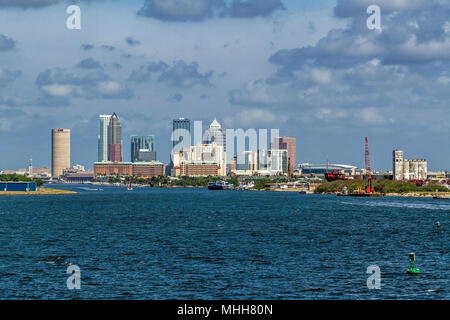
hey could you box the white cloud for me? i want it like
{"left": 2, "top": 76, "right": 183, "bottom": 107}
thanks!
{"left": 357, "top": 107, "right": 385, "bottom": 125}
{"left": 437, "top": 73, "right": 450, "bottom": 86}
{"left": 224, "top": 108, "right": 287, "bottom": 127}
{"left": 229, "top": 80, "right": 279, "bottom": 106}
{"left": 41, "top": 84, "right": 73, "bottom": 97}
{"left": 311, "top": 69, "right": 332, "bottom": 85}
{"left": 97, "top": 81, "right": 123, "bottom": 95}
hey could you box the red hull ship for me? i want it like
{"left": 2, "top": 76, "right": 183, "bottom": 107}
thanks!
{"left": 324, "top": 170, "right": 349, "bottom": 182}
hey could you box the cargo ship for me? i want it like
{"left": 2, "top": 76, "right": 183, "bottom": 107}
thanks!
{"left": 325, "top": 170, "right": 349, "bottom": 182}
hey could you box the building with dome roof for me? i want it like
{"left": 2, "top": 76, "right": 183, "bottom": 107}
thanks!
{"left": 203, "top": 118, "right": 226, "bottom": 152}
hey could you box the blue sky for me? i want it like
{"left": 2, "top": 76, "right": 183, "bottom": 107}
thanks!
{"left": 0, "top": 0, "right": 448, "bottom": 171}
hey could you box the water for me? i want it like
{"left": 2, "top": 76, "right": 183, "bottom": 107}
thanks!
{"left": 0, "top": 185, "right": 448, "bottom": 299}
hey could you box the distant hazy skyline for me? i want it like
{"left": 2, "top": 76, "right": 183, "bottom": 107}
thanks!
{"left": 0, "top": 0, "right": 449, "bottom": 171}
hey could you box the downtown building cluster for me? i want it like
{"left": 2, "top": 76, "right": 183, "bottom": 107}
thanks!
{"left": 92, "top": 114, "right": 298, "bottom": 179}
{"left": 170, "top": 118, "right": 297, "bottom": 178}
{"left": 94, "top": 113, "right": 165, "bottom": 179}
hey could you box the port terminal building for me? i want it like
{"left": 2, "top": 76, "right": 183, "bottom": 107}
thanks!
{"left": 298, "top": 163, "right": 358, "bottom": 176}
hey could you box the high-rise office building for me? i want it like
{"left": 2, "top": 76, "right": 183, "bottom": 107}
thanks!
{"left": 131, "top": 135, "right": 156, "bottom": 162}
{"left": 107, "top": 113, "right": 122, "bottom": 162}
{"left": 98, "top": 114, "right": 112, "bottom": 162}
{"left": 172, "top": 118, "right": 190, "bottom": 151}
{"left": 51, "top": 129, "right": 71, "bottom": 178}
{"left": 203, "top": 118, "right": 226, "bottom": 151}
{"left": 171, "top": 118, "right": 190, "bottom": 173}
{"left": 272, "top": 137, "right": 296, "bottom": 175}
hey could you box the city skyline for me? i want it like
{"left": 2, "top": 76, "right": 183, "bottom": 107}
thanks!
{"left": 0, "top": 1, "right": 448, "bottom": 171}
{"left": 0, "top": 114, "right": 448, "bottom": 174}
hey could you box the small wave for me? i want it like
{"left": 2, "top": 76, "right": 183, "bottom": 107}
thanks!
{"left": 303, "top": 287, "right": 325, "bottom": 292}
{"left": 37, "top": 255, "right": 70, "bottom": 266}
{"left": 340, "top": 200, "right": 450, "bottom": 211}
{"left": 426, "top": 289, "right": 441, "bottom": 293}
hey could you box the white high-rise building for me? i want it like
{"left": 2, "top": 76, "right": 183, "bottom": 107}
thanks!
{"left": 203, "top": 119, "right": 226, "bottom": 151}
{"left": 98, "top": 114, "right": 112, "bottom": 162}
{"left": 258, "top": 149, "right": 288, "bottom": 175}
{"left": 181, "top": 143, "right": 227, "bottom": 176}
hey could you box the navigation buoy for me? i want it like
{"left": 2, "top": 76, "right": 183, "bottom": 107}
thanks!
{"left": 406, "top": 252, "right": 420, "bottom": 275}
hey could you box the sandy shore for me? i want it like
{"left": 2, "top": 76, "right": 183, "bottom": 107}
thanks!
{"left": 0, "top": 188, "right": 77, "bottom": 196}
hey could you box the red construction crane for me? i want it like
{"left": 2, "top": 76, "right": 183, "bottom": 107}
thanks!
{"left": 365, "top": 137, "right": 374, "bottom": 193}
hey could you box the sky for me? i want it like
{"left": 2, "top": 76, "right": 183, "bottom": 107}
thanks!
{"left": 0, "top": 0, "right": 448, "bottom": 171}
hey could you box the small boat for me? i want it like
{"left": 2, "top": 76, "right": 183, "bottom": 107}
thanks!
{"left": 127, "top": 180, "right": 133, "bottom": 191}
{"left": 208, "top": 181, "right": 231, "bottom": 190}
{"left": 433, "top": 196, "right": 449, "bottom": 200}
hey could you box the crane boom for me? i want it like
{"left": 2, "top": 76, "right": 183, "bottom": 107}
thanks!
{"left": 365, "top": 137, "right": 373, "bottom": 193}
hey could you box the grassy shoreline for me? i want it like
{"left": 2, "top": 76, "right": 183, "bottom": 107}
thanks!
{"left": 314, "top": 179, "right": 449, "bottom": 198}
{"left": 0, "top": 188, "right": 77, "bottom": 196}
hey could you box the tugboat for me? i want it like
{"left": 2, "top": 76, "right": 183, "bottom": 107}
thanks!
{"left": 208, "top": 181, "right": 231, "bottom": 190}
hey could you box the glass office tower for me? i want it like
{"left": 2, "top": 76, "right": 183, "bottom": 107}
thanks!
{"left": 131, "top": 135, "right": 156, "bottom": 162}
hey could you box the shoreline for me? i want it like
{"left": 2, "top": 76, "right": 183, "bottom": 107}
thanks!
{"left": 315, "top": 191, "right": 450, "bottom": 198}
{"left": 43, "top": 183, "right": 450, "bottom": 198}
{"left": 0, "top": 188, "right": 77, "bottom": 196}
{"left": 385, "top": 192, "right": 450, "bottom": 198}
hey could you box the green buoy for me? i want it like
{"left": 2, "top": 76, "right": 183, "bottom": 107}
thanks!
{"left": 406, "top": 252, "right": 420, "bottom": 275}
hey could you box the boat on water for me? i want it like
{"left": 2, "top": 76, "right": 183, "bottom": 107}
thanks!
{"left": 127, "top": 180, "right": 133, "bottom": 191}
{"left": 433, "top": 196, "right": 449, "bottom": 200}
{"left": 79, "top": 187, "right": 103, "bottom": 191}
{"left": 337, "top": 186, "right": 383, "bottom": 197}
{"left": 208, "top": 181, "right": 232, "bottom": 190}
{"left": 325, "top": 170, "right": 349, "bottom": 182}
{"left": 341, "top": 192, "right": 384, "bottom": 197}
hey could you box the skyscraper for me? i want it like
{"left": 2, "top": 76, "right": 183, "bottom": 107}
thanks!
{"left": 131, "top": 135, "right": 156, "bottom": 162}
{"left": 203, "top": 118, "right": 226, "bottom": 151}
{"left": 172, "top": 118, "right": 190, "bottom": 152}
{"left": 108, "top": 113, "right": 122, "bottom": 162}
{"left": 51, "top": 129, "right": 71, "bottom": 178}
{"left": 272, "top": 137, "right": 296, "bottom": 175}
{"left": 171, "top": 118, "right": 191, "bottom": 172}
{"left": 98, "top": 114, "right": 112, "bottom": 162}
